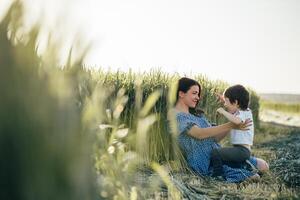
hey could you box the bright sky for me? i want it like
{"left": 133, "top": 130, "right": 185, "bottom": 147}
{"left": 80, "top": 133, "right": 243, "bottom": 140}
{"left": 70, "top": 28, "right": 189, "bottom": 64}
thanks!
{"left": 1, "top": 0, "right": 300, "bottom": 94}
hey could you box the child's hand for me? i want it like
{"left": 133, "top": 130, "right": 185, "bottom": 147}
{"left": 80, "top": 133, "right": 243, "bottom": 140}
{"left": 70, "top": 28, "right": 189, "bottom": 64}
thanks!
{"left": 217, "top": 107, "right": 225, "bottom": 114}
{"left": 215, "top": 93, "right": 225, "bottom": 104}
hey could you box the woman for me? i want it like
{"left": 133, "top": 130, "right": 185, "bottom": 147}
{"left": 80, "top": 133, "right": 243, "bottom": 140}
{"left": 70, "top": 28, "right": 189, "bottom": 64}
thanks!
{"left": 172, "top": 77, "right": 268, "bottom": 183}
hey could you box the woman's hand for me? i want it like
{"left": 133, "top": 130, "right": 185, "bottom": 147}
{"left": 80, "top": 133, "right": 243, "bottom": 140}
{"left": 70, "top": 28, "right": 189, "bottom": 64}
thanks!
{"left": 232, "top": 118, "right": 252, "bottom": 130}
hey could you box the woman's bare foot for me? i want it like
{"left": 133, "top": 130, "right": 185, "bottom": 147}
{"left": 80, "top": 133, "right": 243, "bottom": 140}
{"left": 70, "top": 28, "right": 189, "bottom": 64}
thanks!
{"left": 256, "top": 158, "right": 269, "bottom": 172}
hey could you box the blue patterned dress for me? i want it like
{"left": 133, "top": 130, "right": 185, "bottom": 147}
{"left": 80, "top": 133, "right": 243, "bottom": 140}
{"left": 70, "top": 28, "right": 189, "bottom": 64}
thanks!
{"left": 176, "top": 112, "right": 257, "bottom": 183}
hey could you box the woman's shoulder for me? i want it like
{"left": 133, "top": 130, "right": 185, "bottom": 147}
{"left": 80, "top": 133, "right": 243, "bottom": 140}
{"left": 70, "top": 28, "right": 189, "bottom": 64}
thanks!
{"left": 176, "top": 110, "right": 193, "bottom": 118}
{"left": 168, "top": 109, "right": 192, "bottom": 121}
{"left": 168, "top": 108, "right": 207, "bottom": 121}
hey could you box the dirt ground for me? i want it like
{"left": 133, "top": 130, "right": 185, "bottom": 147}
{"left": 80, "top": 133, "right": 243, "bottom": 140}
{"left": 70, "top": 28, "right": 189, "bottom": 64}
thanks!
{"left": 260, "top": 109, "right": 300, "bottom": 128}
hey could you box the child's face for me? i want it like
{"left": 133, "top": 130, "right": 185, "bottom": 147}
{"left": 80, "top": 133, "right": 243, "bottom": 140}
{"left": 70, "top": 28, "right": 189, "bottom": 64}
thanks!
{"left": 224, "top": 97, "right": 239, "bottom": 113}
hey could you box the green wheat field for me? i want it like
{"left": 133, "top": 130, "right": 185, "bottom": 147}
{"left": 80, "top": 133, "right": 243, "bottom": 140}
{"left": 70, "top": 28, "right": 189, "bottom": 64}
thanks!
{"left": 1, "top": 2, "right": 300, "bottom": 199}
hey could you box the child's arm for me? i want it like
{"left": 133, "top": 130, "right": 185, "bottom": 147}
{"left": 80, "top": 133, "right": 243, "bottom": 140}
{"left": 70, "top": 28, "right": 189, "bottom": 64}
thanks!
{"left": 217, "top": 107, "right": 243, "bottom": 125}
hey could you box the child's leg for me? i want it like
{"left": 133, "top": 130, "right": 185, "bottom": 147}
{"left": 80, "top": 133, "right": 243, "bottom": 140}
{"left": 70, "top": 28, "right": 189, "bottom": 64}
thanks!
{"left": 217, "top": 146, "right": 250, "bottom": 163}
{"left": 211, "top": 148, "right": 224, "bottom": 177}
{"left": 211, "top": 146, "right": 250, "bottom": 177}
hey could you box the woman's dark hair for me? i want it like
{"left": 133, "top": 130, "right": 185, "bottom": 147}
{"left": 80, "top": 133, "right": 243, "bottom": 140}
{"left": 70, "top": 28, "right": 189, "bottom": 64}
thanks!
{"left": 224, "top": 84, "right": 249, "bottom": 110}
{"left": 176, "top": 77, "right": 204, "bottom": 115}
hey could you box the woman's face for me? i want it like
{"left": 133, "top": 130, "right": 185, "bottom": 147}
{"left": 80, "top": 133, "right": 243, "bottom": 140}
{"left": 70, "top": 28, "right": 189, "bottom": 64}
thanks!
{"left": 180, "top": 85, "right": 200, "bottom": 108}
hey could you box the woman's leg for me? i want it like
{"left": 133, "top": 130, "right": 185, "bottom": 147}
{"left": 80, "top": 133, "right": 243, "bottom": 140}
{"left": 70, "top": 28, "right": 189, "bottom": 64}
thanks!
{"left": 246, "top": 157, "right": 269, "bottom": 180}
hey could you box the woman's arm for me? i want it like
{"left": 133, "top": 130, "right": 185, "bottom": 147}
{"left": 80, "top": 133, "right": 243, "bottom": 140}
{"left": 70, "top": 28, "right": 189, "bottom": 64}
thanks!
{"left": 214, "top": 130, "right": 230, "bottom": 142}
{"left": 217, "top": 107, "right": 242, "bottom": 125}
{"left": 187, "top": 120, "right": 252, "bottom": 140}
{"left": 188, "top": 122, "right": 234, "bottom": 140}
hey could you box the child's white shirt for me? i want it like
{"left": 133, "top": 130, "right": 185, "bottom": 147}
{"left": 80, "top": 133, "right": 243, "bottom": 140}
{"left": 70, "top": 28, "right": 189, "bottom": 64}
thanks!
{"left": 230, "top": 108, "right": 254, "bottom": 145}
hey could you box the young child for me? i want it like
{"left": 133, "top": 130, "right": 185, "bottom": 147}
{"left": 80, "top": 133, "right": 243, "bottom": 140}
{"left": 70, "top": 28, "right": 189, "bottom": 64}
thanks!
{"left": 211, "top": 84, "right": 255, "bottom": 178}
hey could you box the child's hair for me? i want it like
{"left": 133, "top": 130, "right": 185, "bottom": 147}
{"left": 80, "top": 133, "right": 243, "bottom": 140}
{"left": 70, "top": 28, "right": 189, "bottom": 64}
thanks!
{"left": 224, "top": 85, "right": 249, "bottom": 110}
